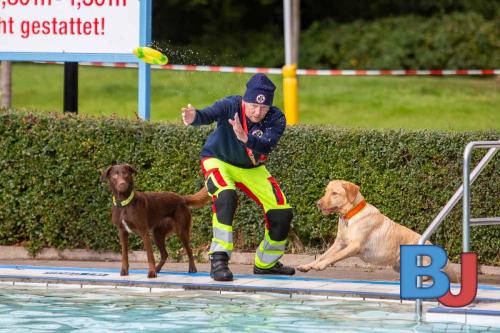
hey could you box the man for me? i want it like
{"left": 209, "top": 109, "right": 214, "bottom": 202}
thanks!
{"left": 181, "top": 73, "right": 295, "bottom": 281}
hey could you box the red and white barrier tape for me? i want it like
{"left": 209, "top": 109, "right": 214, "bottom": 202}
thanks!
{"left": 38, "top": 62, "right": 499, "bottom": 76}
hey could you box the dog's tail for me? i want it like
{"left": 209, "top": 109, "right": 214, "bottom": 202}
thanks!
{"left": 183, "top": 187, "right": 210, "bottom": 209}
{"left": 423, "top": 241, "right": 460, "bottom": 283}
{"left": 444, "top": 262, "right": 460, "bottom": 283}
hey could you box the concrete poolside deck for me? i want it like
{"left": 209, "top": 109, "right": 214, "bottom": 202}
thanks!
{"left": 0, "top": 260, "right": 499, "bottom": 328}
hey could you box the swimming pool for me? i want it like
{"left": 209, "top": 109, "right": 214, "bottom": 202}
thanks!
{"left": 0, "top": 284, "right": 495, "bottom": 332}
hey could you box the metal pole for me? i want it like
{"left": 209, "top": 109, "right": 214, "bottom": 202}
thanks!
{"left": 416, "top": 258, "right": 423, "bottom": 321}
{"left": 138, "top": 0, "right": 152, "bottom": 120}
{"left": 463, "top": 142, "right": 500, "bottom": 252}
{"left": 470, "top": 217, "right": 500, "bottom": 226}
{"left": 283, "top": 0, "right": 299, "bottom": 125}
{"left": 291, "top": 0, "right": 300, "bottom": 64}
{"left": 284, "top": 0, "right": 292, "bottom": 65}
{"left": 63, "top": 62, "right": 78, "bottom": 113}
{"left": 463, "top": 143, "right": 472, "bottom": 253}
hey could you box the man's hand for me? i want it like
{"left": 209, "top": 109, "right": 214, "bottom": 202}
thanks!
{"left": 228, "top": 113, "right": 248, "bottom": 143}
{"left": 181, "top": 104, "right": 196, "bottom": 126}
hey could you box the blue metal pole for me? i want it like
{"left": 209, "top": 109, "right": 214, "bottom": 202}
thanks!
{"left": 138, "top": 0, "right": 152, "bottom": 120}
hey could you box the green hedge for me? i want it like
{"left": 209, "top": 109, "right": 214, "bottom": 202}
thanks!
{"left": 0, "top": 110, "right": 499, "bottom": 265}
{"left": 299, "top": 12, "right": 499, "bottom": 69}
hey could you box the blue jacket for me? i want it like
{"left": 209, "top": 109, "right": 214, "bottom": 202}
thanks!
{"left": 192, "top": 95, "right": 286, "bottom": 168}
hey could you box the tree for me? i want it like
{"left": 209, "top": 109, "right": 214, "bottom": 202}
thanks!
{"left": 1, "top": 61, "right": 12, "bottom": 109}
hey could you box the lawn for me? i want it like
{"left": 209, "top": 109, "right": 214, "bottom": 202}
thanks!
{"left": 9, "top": 63, "right": 500, "bottom": 131}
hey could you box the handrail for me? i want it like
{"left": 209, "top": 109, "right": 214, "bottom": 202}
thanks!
{"left": 417, "top": 143, "right": 499, "bottom": 246}
{"left": 415, "top": 140, "right": 500, "bottom": 321}
{"left": 463, "top": 141, "right": 500, "bottom": 251}
{"left": 470, "top": 217, "right": 500, "bottom": 226}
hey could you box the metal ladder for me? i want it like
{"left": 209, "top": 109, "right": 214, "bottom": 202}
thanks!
{"left": 415, "top": 140, "right": 500, "bottom": 320}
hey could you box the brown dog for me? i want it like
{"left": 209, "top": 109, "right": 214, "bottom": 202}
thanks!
{"left": 297, "top": 180, "right": 458, "bottom": 281}
{"left": 101, "top": 164, "right": 210, "bottom": 278}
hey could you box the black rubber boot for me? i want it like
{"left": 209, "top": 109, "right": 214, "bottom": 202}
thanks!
{"left": 254, "top": 261, "right": 295, "bottom": 276}
{"left": 210, "top": 252, "right": 233, "bottom": 281}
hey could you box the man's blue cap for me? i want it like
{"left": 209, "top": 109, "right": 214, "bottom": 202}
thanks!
{"left": 243, "top": 73, "right": 275, "bottom": 106}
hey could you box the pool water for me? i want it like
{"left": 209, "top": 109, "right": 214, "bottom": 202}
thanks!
{"left": 0, "top": 285, "right": 495, "bottom": 332}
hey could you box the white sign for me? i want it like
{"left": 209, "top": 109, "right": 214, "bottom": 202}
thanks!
{"left": 0, "top": 0, "right": 140, "bottom": 54}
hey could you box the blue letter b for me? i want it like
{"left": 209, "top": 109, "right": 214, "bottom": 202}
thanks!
{"left": 400, "top": 245, "right": 450, "bottom": 299}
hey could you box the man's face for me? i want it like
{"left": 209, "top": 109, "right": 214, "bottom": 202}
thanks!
{"left": 244, "top": 102, "right": 270, "bottom": 123}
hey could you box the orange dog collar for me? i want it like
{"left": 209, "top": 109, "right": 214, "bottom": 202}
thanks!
{"left": 343, "top": 199, "right": 366, "bottom": 220}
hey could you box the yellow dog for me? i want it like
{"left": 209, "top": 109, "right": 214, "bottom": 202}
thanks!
{"left": 297, "top": 180, "right": 458, "bottom": 281}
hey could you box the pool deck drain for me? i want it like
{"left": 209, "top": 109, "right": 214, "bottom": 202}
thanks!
{"left": 0, "top": 264, "right": 499, "bottom": 327}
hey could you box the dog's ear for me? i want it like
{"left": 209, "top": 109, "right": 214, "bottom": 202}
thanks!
{"left": 342, "top": 182, "right": 359, "bottom": 203}
{"left": 100, "top": 166, "right": 113, "bottom": 183}
{"left": 124, "top": 164, "right": 137, "bottom": 175}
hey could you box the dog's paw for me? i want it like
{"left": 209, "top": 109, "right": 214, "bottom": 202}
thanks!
{"left": 315, "top": 264, "right": 328, "bottom": 271}
{"left": 120, "top": 269, "right": 129, "bottom": 276}
{"left": 296, "top": 265, "right": 311, "bottom": 272}
{"left": 147, "top": 270, "right": 157, "bottom": 278}
{"left": 189, "top": 266, "right": 197, "bottom": 274}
